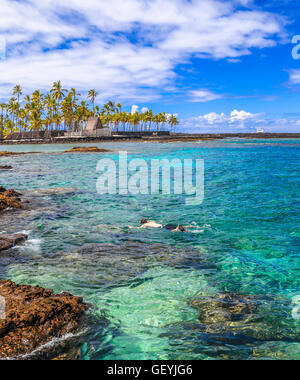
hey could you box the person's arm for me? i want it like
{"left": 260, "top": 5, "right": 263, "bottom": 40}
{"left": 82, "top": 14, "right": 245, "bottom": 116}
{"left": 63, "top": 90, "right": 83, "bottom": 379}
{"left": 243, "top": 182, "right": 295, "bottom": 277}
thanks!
{"left": 172, "top": 225, "right": 182, "bottom": 232}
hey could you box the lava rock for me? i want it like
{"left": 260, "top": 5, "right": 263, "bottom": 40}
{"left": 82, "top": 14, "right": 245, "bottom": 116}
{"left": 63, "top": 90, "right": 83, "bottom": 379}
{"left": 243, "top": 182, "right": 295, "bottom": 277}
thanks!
{"left": 0, "top": 280, "right": 89, "bottom": 359}
{"left": 64, "top": 146, "right": 111, "bottom": 153}
{"left": 189, "top": 292, "right": 299, "bottom": 345}
{"left": 0, "top": 187, "right": 23, "bottom": 212}
{"left": 0, "top": 152, "right": 39, "bottom": 157}
{"left": 190, "top": 292, "right": 257, "bottom": 324}
{"left": 0, "top": 234, "right": 28, "bottom": 252}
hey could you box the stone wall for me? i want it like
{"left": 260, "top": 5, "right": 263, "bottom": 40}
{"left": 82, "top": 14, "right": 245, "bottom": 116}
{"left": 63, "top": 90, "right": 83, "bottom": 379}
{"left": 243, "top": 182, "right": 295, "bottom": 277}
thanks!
{"left": 5, "top": 131, "right": 66, "bottom": 140}
{"left": 64, "top": 128, "right": 111, "bottom": 138}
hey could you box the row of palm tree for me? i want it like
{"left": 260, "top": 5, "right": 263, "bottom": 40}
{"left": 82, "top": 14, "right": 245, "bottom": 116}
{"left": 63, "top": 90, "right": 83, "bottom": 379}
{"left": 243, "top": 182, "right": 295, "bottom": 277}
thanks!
{"left": 0, "top": 82, "right": 179, "bottom": 138}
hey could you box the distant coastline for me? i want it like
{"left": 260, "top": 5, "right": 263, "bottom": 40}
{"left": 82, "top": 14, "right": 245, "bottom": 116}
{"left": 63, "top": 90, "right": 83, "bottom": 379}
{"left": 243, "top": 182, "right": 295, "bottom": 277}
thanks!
{"left": 1, "top": 132, "right": 300, "bottom": 145}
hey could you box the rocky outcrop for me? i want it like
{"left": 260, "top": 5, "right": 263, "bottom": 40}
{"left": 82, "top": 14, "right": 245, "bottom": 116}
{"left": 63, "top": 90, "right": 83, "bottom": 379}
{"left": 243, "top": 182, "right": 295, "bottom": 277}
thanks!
{"left": 0, "top": 234, "right": 28, "bottom": 252}
{"left": 0, "top": 151, "right": 40, "bottom": 157}
{"left": 189, "top": 292, "right": 298, "bottom": 345}
{"left": 0, "top": 280, "right": 89, "bottom": 359}
{"left": 0, "top": 151, "right": 17, "bottom": 157}
{"left": 27, "top": 188, "right": 77, "bottom": 196}
{"left": 0, "top": 187, "right": 24, "bottom": 212}
{"left": 64, "top": 146, "right": 111, "bottom": 153}
{"left": 191, "top": 292, "right": 257, "bottom": 324}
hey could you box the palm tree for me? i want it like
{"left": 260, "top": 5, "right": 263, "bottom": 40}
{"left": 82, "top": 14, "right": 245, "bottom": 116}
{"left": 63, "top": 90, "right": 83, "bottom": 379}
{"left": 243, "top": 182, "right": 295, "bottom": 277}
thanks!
{"left": 131, "top": 112, "right": 140, "bottom": 132}
{"left": 159, "top": 112, "right": 167, "bottom": 131}
{"left": 145, "top": 110, "right": 154, "bottom": 131}
{"left": 19, "top": 108, "right": 29, "bottom": 132}
{"left": 75, "top": 101, "right": 90, "bottom": 130}
{"left": 87, "top": 89, "right": 98, "bottom": 116}
{"left": 0, "top": 82, "right": 178, "bottom": 138}
{"left": 29, "top": 91, "right": 44, "bottom": 131}
{"left": 50, "top": 81, "right": 67, "bottom": 103}
{"left": 0, "top": 103, "right": 7, "bottom": 139}
{"left": 50, "top": 81, "right": 67, "bottom": 129}
{"left": 68, "top": 89, "right": 80, "bottom": 131}
{"left": 116, "top": 103, "right": 122, "bottom": 113}
{"left": 50, "top": 81, "right": 66, "bottom": 129}
{"left": 12, "top": 85, "right": 22, "bottom": 128}
{"left": 4, "top": 119, "right": 15, "bottom": 137}
{"left": 169, "top": 115, "right": 179, "bottom": 132}
{"left": 7, "top": 97, "right": 18, "bottom": 128}
{"left": 44, "top": 94, "right": 53, "bottom": 130}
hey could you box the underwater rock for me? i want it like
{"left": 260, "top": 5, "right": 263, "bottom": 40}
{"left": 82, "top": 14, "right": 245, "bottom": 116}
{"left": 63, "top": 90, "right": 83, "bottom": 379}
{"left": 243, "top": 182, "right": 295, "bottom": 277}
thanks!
{"left": 0, "top": 151, "right": 40, "bottom": 157}
{"left": 0, "top": 151, "right": 20, "bottom": 156}
{"left": 0, "top": 234, "right": 28, "bottom": 252}
{"left": 26, "top": 188, "right": 77, "bottom": 196}
{"left": 189, "top": 292, "right": 299, "bottom": 345}
{"left": 0, "top": 280, "right": 89, "bottom": 359}
{"left": 68, "top": 242, "right": 211, "bottom": 290}
{"left": 0, "top": 240, "right": 13, "bottom": 252}
{"left": 77, "top": 241, "right": 208, "bottom": 270}
{"left": 191, "top": 292, "right": 258, "bottom": 324}
{"left": 64, "top": 146, "right": 111, "bottom": 153}
{"left": 160, "top": 292, "right": 299, "bottom": 359}
{"left": 0, "top": 187, "right": 24, "bottom": 212}
{"left": 252, "top": 341, "right": 300, "bottom": 360}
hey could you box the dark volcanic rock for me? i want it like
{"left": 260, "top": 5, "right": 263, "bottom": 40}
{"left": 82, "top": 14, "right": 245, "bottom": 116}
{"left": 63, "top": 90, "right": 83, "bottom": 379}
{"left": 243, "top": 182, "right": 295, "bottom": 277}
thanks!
{"left": 0, "top": 151, "right": 40, "bottom": 157}
{"left": 191, "top": 292, "right": 258, "bottom": 324}
{"left": 160, "top": 292, "right": 300, "bottom": 360}
{"left": 0, "top": 240, "right": 13, "bottom": 252}
{"left": 0, "top": 234, "right": 28, "bottom": 252}
{"left": 27, "top": 187, "right": 77, "bottom": 196}
{"left": 188, "top": 292, "right": 299, "bottom": 345}
{"left": 64, "top": 146, "right": 111, "bottom": 153}
{"left": 0, "top": 187, "right": 23, "bottom": 212}
{"left": 0, "top": 280, "right": 89, "bottom": 359}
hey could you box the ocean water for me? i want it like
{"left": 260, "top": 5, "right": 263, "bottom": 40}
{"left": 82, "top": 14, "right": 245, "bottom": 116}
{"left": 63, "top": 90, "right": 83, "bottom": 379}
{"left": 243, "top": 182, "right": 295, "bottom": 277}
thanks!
{"left": 0, "top": 139, "right": 300, "bottom": 360}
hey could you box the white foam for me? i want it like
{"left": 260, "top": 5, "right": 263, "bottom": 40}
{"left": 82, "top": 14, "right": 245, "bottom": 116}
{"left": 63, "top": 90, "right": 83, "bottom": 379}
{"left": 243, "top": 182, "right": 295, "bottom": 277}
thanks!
{"left": 22, "top": 238, "right": 43, "bottom": 254}
{"left": 2, "top": 329, "right": 87, "bottom": 361}
{"left": 12, "top": 231, "right": 43, "bottom": 254}
{"left": 188, "top": 223, "right": 211, "bottom": 233}
{"left": 192, "top": 229, "right": 205, "bottom": 234}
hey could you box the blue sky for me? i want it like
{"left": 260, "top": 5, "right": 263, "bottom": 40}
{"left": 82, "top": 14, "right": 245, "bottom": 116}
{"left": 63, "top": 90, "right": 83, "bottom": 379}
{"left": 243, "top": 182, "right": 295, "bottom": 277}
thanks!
{"left": 0, "top": 0, "right": 300, "bottom": 132}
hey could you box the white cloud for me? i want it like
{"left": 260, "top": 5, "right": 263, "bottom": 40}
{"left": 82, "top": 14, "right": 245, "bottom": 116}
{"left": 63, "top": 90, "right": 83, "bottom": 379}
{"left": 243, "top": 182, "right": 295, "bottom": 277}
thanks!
{"left": 189, "top": 89, "right": 222, "bottom": 103}
{"left": 0, "top": 0, "right": 285, "bottom": 102}
{"left": 181, "top": 109, "right": 264, "bottom": 132}
{"left": 229, "top": 109, "right": 259, "bottom": 122}
{"left": 131, "top": 105, "right": 139, "bottom": 114}
{"left": 289, "top": 69, "right": 300, "bottom": 84}
{"left": 202, "top": 112, "right": 227, "bottom": 124}
{"left": 180, "top": 109, "right": 300, "bottom": 133}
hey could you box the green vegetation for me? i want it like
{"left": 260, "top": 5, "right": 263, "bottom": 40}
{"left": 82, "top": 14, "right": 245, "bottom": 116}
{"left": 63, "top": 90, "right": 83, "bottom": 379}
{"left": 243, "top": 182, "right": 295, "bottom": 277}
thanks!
{"left": 0, "top": 82, "right": 179, "bottom": 138}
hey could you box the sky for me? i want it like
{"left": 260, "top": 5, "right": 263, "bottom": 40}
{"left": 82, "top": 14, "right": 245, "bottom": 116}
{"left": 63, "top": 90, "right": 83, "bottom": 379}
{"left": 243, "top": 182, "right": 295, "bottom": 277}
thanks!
{"left": 0, "top": 0, "right": 300, "bottom": 132}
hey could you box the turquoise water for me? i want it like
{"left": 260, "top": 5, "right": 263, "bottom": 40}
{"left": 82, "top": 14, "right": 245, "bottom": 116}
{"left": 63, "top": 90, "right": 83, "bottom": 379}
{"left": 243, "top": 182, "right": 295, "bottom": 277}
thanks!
{"left": 0, "top": 139, "right": 300, "bottom": 360}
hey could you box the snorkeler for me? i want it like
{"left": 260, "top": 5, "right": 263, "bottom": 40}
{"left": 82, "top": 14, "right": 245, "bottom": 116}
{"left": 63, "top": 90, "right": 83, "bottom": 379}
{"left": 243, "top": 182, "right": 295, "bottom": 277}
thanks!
{"left": 129, "top": 219, "right": 187, "bottom": 232}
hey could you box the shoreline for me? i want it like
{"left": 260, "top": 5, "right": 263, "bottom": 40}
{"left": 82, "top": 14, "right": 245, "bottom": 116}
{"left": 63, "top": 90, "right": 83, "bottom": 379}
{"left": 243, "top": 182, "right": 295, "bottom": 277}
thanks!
{"left": 1, "top": 133, "right": 300, "bottom": 145}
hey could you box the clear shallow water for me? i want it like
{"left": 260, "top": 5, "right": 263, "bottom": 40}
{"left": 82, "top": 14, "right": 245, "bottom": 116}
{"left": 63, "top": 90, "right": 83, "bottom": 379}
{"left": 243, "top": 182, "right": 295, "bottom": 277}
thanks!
{"left": 0, "top": 139, "right": 300, "bottom": 360}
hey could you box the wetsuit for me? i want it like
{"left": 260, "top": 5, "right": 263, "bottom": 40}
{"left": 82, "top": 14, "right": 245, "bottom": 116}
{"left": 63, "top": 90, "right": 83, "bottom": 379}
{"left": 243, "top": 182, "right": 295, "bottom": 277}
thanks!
{"left": 164, "top": 224, "right": 185, "bottom": 232}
